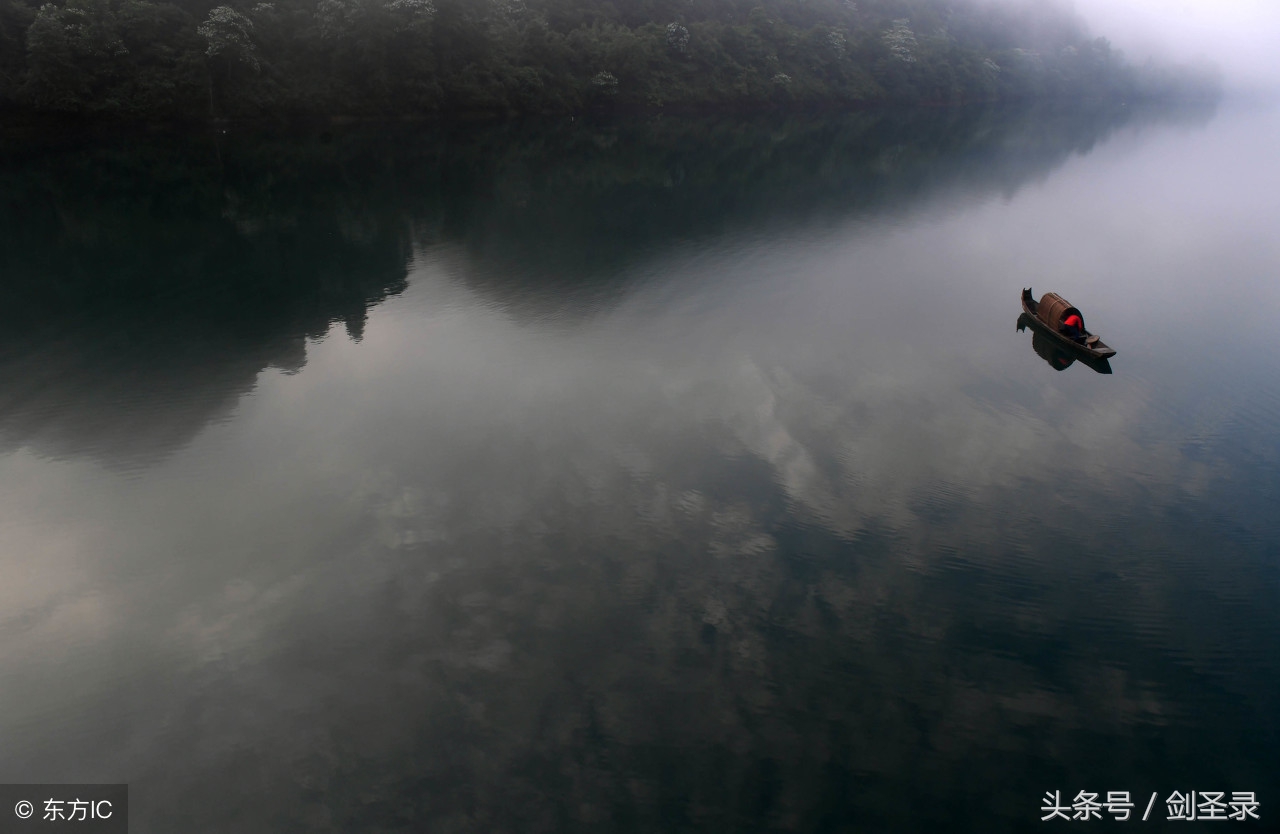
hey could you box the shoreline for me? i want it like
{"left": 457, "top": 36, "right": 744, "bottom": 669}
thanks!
{"left": 0, "top": 91, "right": 1220, "bottom": 144}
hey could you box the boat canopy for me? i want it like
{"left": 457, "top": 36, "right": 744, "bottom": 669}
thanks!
{"left": 1038, "top": 292, "right": 1084, "bottom": 330}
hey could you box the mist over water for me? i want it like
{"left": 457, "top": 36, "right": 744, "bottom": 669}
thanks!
{"left": 1068, "top": 0, "right": 1280, "bottom": 94}
{"left": 1, "top": 100, "right": 1278, "bottom": 832}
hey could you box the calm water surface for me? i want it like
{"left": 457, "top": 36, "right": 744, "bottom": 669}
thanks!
{"left": 1, "top": 102, "right": 1277, "bottom": 832}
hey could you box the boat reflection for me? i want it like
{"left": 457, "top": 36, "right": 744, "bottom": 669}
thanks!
{"left": 1017, "top": 313, "right": 1113, "bottom": 374}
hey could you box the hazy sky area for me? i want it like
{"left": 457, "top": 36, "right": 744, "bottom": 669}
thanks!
{"left": 1068, "top": 0, "right": 1280, "bottom": 91}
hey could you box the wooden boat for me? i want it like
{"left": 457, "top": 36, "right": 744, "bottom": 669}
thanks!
{"left": 1017, "top": 314, "right": 1113, "bottom": 374}
{"left": 1020, "top": 287, "right": 1116, "bottom": 360}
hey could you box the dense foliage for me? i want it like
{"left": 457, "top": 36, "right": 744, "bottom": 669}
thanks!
{"left": 0, "top": 0, "right": 1222, "bottom": 119}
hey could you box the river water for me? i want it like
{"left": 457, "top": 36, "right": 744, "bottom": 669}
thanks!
{"left": 1, "top": 102, "right": 1277, "bottom": 832}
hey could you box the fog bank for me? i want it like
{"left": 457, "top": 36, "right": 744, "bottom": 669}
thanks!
{"left": 1070, "top": 0, "right": 1280, "bottom": 92}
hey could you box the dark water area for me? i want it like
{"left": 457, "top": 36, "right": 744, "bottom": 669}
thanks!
{"left": 1, "top": 101, "right": 1277, "bottom": 832}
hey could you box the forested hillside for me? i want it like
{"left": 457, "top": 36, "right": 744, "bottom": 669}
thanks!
{"left": 0, "top": 0, "right": 1221, "bottom": 120}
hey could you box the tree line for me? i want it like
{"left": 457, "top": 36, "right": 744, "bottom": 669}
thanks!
{"left": 0, "top": 0, "right": 1222, "bottom": 120}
